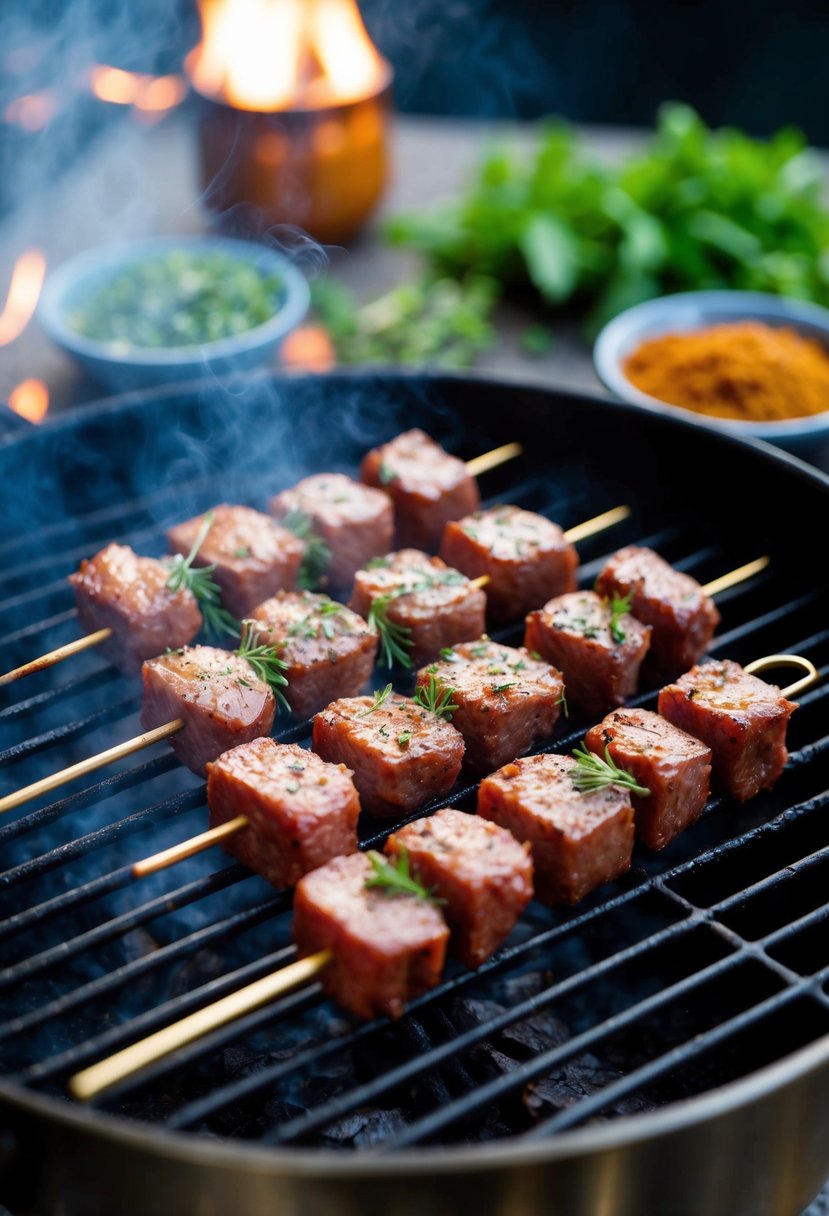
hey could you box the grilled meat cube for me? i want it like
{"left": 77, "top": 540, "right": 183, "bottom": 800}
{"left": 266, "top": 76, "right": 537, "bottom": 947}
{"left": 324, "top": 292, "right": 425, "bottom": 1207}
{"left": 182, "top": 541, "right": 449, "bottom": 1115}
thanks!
{"left": 361, "top": 428, "right": 480, "bottom": 551}
{"left": 69, "top": 543, "right": 202, "bottom": 675}
{"left": 478, "top": 753, "right": 634, "bottom": 905}
{"left": 386, "top": 808, "right": 533, "bottom": 968}
{"left": 293, "top": 852, "right": 449, "bottom": 1020}
{"left": 248, "top": 592, "right": 377, "bottom": 719}
{"left": 312, "top": 691, "right": 465, "bottom": 818}
{"left": 350, "top": 549, "right": 486, "bottom": 667}
{"left": 594, "top": 546, "right": 720, "bottom": 679}
{"left": 658, "top": 659, "right": 797, "bottom": 803}
{"left": 524, "top": 591, "right": 651, "bottom": 718}
{"left": 440, "top": 505, "right": 578, "bottom": 622}
{"left": 206, "top": 738, "right": 360, "bottom": 888}
{"left": 418, "top": 639, "right": 564, "bottom": 776}
{"left": 140, "top": 645, "right": 275, "bottom": 775}
{"left": 167, "top": 504, "right": 303, "bottom": 620}
{"left": 585, "top": 707, "right": 712, "bottom": 850}
{"left": 270, "top": 473, "right": 393, "bottom": 590}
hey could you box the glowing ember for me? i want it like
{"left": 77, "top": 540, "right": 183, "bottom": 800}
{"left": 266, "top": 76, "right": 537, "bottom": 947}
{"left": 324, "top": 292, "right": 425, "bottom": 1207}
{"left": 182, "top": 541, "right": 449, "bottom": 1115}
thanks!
{"left": 91, "top": 66, "right": 186, "bottom": 112}
{"left": 8, "top": 379, "right": 49, "bottom": 425}
{"left": 281, "top": 325, "right": 336, "bottom": 371}
{"left": 0, "top": 250, "right": 46, "bottom": 346}
{"left": 187, "top": 0, "right": 389, "bottom": 111}
{"left": 133, "top": 75, "right": 187, "bottom": 112}
{"left": 3, "top": 91, "right": 57, "bottom": 131}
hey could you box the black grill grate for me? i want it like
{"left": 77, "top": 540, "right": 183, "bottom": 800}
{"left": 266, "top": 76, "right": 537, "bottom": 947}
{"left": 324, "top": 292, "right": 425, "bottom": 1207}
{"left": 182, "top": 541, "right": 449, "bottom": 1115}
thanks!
{"left": 1, "top": 374, "right": 828, "bottom": 1159}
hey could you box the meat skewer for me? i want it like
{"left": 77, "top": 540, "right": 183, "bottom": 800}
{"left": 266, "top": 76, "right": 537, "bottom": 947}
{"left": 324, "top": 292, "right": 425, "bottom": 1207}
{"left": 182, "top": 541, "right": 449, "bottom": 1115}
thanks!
{"left": 1, "top": 442, "right": 523, "bottom": 689}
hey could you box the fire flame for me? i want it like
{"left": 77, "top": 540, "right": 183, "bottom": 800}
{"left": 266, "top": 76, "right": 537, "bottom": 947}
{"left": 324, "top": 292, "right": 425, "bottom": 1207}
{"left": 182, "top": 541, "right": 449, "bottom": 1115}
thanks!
{"left": 9, "top": 379, "right": 49, "bottom": 425}
{"left": 187, "top": 0, "right": 388, "bottom": 111}
{"left": 90, "top": 66, "right": 186, "bottom": 113}
{"left": 0, "top": 250, "right": 46, "bottom": 346}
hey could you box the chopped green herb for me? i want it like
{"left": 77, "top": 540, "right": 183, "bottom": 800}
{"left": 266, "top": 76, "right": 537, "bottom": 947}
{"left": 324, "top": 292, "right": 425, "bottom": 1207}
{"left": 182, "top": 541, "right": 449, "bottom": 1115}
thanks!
{"left": 286, "top": 781, "right": 300, "bottom": 794}
{"left": 379, "top": 461, "right": 398, "bottom": 485}
{"left": 415, "top": 672, "right": 458, "bottom": 719}
{"left": 607, "top": 592, "right": 633, "bottom": 644}
{"left": 557, "top": 690, "right": 569, "bottom": 718}
{"left": 366, "top": 555, "right": 390, "bottom": 570}
{"left": 364, "top": 847, "right": 443, "bottom": 904}
{"left": 233, "top": 547, "right": 251, "bottom": 559}
{"left": 571, "top": 744, "right": 650, "bottom": 797}
{"left": 367, "top": 593, "right": 414, "bottom": 668}
{"left": 236, "top": 620, "right": 290, "bottom": 713}
{"left": 164, "top": 511, "right": 239, "bottom": 640}
{"left": 491, "top": 681, "right": 516, "bottom": 694}
{"left": 397, "top": 731, "right": 413, "bottom": 750}
{"left": 281, "top": 509, "right": 331, "bottom": 590}
{"left": 356, "top": 683, "right": 393, "bottom": 717}
{"left": 438, "top": 647, "right": 459, "bottom": 662}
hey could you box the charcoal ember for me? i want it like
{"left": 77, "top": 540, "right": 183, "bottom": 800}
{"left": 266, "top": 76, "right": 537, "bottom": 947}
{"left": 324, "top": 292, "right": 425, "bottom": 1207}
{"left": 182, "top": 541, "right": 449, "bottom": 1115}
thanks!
{"left": 320, "top": 1106, "right": 410, "bottom": 1147}
{"left": 500, "top": 1011, "right": 571, "bottom": 1056}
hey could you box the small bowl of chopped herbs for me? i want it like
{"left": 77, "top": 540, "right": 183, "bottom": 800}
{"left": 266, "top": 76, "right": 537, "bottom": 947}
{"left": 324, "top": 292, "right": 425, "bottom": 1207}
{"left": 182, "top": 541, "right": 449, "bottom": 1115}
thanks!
{"left": 39, "top": 236, "right": 310, "bottom": 391}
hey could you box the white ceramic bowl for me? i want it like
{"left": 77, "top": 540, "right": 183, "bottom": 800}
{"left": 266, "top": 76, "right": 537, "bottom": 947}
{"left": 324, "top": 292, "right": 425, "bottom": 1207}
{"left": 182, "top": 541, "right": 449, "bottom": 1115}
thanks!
{"left": 593, "top": 290, "right": 829, "bottom": 454}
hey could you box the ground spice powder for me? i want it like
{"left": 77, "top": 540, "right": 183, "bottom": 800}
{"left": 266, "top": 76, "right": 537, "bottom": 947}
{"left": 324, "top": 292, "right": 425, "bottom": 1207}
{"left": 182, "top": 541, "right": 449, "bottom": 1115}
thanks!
{"left": 623, "top": 321, "right": 829, "bottom": 422}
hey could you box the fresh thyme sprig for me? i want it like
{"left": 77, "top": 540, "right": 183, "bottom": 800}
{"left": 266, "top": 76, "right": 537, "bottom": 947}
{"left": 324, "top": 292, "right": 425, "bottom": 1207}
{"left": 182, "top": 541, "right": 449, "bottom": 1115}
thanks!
{"left": 367, "top": 593, "right": 414, "bottom": 668}
{"left": 607, "top": 592, "right": 633, "bottom": 644}
{"left": 281, "top": 509, "right": 331, "bottom": 591}
{"left": 356, "top": 683, "right": 394, "bottom": 717}
{"left": 571, "top": 744, "right": 650, "bottom": 797}
{"left": 415, "top": 672, "right": 458, "bottom": 719}
{"left": 236, "top": 620, "right": 290, "bottom": 713}
{"left": 164, "top": 510, "right": 239, "bottom": 640}
{"left": 364, "top": 847, "right": 444, "bottom": 905}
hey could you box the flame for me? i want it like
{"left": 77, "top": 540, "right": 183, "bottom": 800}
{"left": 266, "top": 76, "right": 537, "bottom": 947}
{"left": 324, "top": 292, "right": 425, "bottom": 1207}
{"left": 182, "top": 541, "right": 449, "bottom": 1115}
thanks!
{"left": 3, "top": 91, "right": 57, "bottom": 131}
{"left": 9, "top": 379, "right": 49, "bottom": 425}
{"left": 188, "top": 0, "right": 388, "bottom": 112}
{"left": 91, "top": 66, "right": 186, "bottom": 112}
{"left": 0, "top": 250, "right": 46, "bottom": 346}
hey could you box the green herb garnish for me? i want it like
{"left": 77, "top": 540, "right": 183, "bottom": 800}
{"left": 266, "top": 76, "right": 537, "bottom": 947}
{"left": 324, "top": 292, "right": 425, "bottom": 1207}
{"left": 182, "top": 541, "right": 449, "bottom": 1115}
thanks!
{"left": 607, "top": 592, "right": 633, "bottom": 644}
{"left": 164, "top": 511, "right": 239, "bottom": 640}
{"left": 379, "top": 461, "right": 398, "bottom": 485}
{"left": 491, "top": 681, "right": 516, "bottom": 694}
{"left": 397, "top": 731, "right": 412, "bottom": 750}
{"left": 571, "top": 744, "right": 650, "bottom": 797}
{"left": 414, "top": 672, "right": 458, "bottom": 720}
{"left": 236, "top": 620, "right": 290, "bottom": 712}
{"left": 281, "top": 509, "right": 331, "bottom": 590}
{"left": 364, "top": 847, "right": 444, "bottom": 904}
{"left": 367, "top": 593, "right": 414, "bottom": 668}
{"left": 356, "top": 683, "right": 394, "bottom": 717}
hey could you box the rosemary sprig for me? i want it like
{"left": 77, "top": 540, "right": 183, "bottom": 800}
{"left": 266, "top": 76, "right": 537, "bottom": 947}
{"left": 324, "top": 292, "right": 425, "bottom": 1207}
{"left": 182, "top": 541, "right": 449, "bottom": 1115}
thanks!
{"left": 164, "top": 510, "right": 239, "bottom": 640}
{"left": 356, "top": 683, "right": 394, "bottom": 717}
{"left": 607, "top": 592, "right": 633, "bottom": 644}
{"left": 281, "top": 509, "right": 331, "bottom": 591}
{"left": 364, "top": 847, "right": 444, "bottom": 905}
{"left": 414, "top": 672, "right": 458, "bottom": 719}
{"left": 367, "top": 593, "right": 414, "bottom": 668}
{"left": 237, "top": 620, "right": 290, "bottom": 713}
{"left": 571, "top": 744, "right": 650, "bottom": 797}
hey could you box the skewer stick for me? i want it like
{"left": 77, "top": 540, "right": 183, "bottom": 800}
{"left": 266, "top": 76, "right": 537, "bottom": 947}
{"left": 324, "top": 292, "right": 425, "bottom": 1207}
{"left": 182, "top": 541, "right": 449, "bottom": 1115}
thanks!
{"left": 563, "top": 504, "right": 630, "bottom": 545}
{"left": 0, "top": 719, "right": 184, "bottom": 817}
{"left": 132, "top": 814, "right": 249, "bottom": 877}
{"left": 464, "top": 442, "right": 522, "bottom": 478}
{"left": 0, "top": 628, "right": 113, "bottom": 687}
{"left": 702, "top": 555, "right": 770, "bottom": 598}
{"left": 745, "top": 653, "right": 820, "bottom": 699}
{"left": 69, "top": 949, "right": 332, "bottom": 1102}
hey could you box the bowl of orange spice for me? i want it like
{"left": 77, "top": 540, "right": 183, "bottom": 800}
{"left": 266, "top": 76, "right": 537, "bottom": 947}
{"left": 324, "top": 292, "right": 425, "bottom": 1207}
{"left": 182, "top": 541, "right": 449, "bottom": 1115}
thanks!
{"left": 593, "top": 291, "right": 829, "bottom": 452}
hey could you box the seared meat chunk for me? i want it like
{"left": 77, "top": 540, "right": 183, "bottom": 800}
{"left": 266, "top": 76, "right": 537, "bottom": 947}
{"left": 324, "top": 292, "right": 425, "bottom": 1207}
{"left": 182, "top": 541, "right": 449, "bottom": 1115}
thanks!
{"left": 525, "top": 591, "right": 651, "bottom": 718}
{"left": 594, "top": 546, "right": 720, "bottom": 680}
{"left": 350, "top": 549, "right": 486, "bottom": 667}
{"left": 418, "top": 639, "right": 563, "bottom": 776}
{"left": 478, "top": 753, "right": 634, "bottom": 905}
{"left": 312, "top": 691, "right": 464, "bottom": 817}
{"left": 361, "top": 428, "right": 479, "bottom": 551}
{"left": 440, "top": 505, "right": 577, "bottom": 622}
{"left": 658, "top": 659, "right": 797, "bottom": 803}
{"left": 140, "top": 645, "right": 274, "bottom": 775}
{"left": 248, "top": 592, "right": 377, "bottom": 719}
{"left": 386, "top": 808, "right": 533, "bottom": 967}
{"left": 69, "top": 543, "right": 202, "bottom": 675}
{"left": 270, "top": 473, "right": 393, "bottom": 590}
{"left": 585, "top": 707, "right": 711, "bottom": 850}
{"left": 168, "top": 504, "right": 303, "bottom": 620}
{"left": 293, "top": 852, "right": 449, "bottom": 1020}
{"left": 206, "top": 738, "right": 360, "bottom": 887}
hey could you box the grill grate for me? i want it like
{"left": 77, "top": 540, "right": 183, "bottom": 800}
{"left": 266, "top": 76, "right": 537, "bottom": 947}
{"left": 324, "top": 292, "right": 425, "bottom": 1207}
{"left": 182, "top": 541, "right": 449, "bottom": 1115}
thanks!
{"left": 1, "top": 375, "right": 828, "bottom": 1163}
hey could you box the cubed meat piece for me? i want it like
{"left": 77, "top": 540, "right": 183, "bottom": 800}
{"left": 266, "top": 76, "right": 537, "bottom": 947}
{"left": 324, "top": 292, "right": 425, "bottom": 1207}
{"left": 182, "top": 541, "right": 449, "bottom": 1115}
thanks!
{"left": 293, "top": 852, "right": 449, "bottom": 1020}
{"left": 361, "top": 428, "right": 480, "bottom": 551}
{"left": 312, "top": 691, "right": 464, "bottom": 817}
{"left": 386, "top": 808, "right": 533, "bottom": 968}
{"left": 270, "top": 473, "right": 393, "bottom": 590}
{"left": 584, "top": 707, "right": 712, "bottom": 851}
{"left": 248, "top": 592, "right": 377, "bottom": 719}
{"left": 417, "top": 639, "right": 563, "bottom": 776}
{"left": 440, "top": 505, "right": 578, "bottom": 622}
{"left": 478, "top": 753, "right": 634, "bottom": 905}
{"left": 594, "top": 546, "right": 720, "bottom": 680}
{"left": 658, "top": 659, "right": 797, "bottom": 803}
{"left": 349, "top": 549, "right": 486, "bottom": 667}
{"left": 206, "top": 738, "right": 359, "bottom": 887}
{"left": 140, "top": 645, "right": 275, "bottom": 775}
{"left": 167, "top": 504, "right": 303, "bottom": 620}
{"left": 525, "top": 591, "right": 651, "bottom": 719}
{"left": 69, "top": 543, "right": 202, "bottom": 676}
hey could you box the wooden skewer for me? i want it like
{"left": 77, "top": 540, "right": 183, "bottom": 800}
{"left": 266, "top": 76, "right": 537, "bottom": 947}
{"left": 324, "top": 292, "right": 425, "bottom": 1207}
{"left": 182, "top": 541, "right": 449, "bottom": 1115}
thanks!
{"left": 744, "top": 653, "right": 820, "bottom": 699}
{"left": 464, "top": 441, "right": 522, "bottom": 479}
{"left": 132, "top": 814, "right": 249, "bottom": 878}
{"left": 563, "top": 504, "right": 630, "bottom": 545}
{"left": 702, "top": 554, "right": 770, "bottom": 598}
{"left": 0, "top": 627, "right": 113, "bottom": 688}
{"left": 68, "top": 949, "right": 332, "bottom": 1102}
{"left": 0, "top": 720, "right": 184, "bottom": 817}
